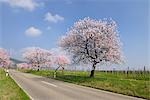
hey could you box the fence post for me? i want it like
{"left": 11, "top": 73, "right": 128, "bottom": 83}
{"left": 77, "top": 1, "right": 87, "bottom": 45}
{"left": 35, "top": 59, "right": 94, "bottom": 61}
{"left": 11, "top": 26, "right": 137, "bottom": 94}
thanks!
{"left": 127, "top": 67, "right": 129, "bottom": 77}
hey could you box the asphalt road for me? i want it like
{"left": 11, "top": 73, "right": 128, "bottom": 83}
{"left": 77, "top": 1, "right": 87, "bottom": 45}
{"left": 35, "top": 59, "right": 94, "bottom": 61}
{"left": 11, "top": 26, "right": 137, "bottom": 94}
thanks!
{"left": 9, "top": 70, "right": 144, "bottom": 100}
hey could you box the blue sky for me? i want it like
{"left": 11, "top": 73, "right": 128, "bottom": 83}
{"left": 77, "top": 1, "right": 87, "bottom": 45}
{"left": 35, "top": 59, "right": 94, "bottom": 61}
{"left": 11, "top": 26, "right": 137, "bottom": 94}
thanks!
{"left": 0, "top": 0, "right": 149, "bottom": 70}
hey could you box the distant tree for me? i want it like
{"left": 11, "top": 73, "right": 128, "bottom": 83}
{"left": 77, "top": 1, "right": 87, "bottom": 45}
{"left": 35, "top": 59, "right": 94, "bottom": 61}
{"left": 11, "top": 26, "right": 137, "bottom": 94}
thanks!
{"left": 0, "top": 48, "right": 11, "bottom": 68}
{"left": 60, "top": 17, "right": 124, "bottom": 77}
{"left": 54, "top": 55, "right": 70, "bottom": 71}
{"left": 53, "top": 55, "right": 70, "bottom": 78}
{"left": 17, "top": 63, "right": 30, "bottom": 69}
{"left": 22, "top": 47, "right": 51, "bottom": 71}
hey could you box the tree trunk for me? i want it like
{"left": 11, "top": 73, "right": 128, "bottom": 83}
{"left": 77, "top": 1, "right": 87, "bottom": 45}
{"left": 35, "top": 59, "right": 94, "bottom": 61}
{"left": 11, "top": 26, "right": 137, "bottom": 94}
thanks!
{"left": 54, "top": 66, "right": 60, "bottom": 78}
{"left": 62, "top": 67, "right": 64, "bottom": 75}
{"left": 37, "top": 65, "right": 40, "bottom": 71}
{"left": 90, "top": 63, "right": 96, "bottom": 77}
{"left": 55, "top": 66, "right": 60, "bottom": 73}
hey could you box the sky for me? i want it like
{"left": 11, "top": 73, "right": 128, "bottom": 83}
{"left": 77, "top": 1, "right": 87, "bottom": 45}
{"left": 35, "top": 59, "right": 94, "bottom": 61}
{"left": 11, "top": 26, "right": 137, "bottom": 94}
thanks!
{"left": 0, "top": 0, "right": 149, "bottom": 70}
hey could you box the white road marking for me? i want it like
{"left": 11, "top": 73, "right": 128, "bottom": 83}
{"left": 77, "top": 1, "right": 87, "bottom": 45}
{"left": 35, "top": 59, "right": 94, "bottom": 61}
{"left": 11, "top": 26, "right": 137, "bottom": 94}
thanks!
{"left": 41, "top": 81, "right": 57, "bottom": 87}
{"left": 9, "top": 72, "right": 34, "bottom": 100}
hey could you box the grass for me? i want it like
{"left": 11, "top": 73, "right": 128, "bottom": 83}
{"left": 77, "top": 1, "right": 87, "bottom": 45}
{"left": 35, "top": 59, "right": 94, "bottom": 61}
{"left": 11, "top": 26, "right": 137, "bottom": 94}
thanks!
{"left": 0, "top": 68, "right": 30, "bottom": 100}
{"left": 21, "top": 69, "right": 150, "bottom": 99}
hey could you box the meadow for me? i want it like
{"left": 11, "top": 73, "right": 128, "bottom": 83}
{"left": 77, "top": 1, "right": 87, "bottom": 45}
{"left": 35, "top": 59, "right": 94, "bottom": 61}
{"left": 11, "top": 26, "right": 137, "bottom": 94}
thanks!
{"left": 22, "top": 69, "right": 150, "bottom": 99}
{"left": 0, "top": 69, "right": 30, "bottom": 100}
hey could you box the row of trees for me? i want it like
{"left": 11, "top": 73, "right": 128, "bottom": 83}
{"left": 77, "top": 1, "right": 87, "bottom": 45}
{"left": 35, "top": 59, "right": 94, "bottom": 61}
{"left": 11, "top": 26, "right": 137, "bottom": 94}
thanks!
{"left": 0, "top": 17, "right": 124, "bottom": 77}
{"left": 21, "top": 47, "right": 70, "bottom": 71}
{"left": 0, "top": 47, "right": 70, "bottom": 72}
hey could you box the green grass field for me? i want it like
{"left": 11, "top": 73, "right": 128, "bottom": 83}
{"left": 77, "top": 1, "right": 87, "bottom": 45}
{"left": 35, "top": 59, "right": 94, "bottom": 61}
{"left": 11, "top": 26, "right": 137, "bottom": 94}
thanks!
{"left": 22, "top": 69, "right": 150, "bottom": 99}
{"left": 0, "top": 69, "right": 30, "bottom": 100}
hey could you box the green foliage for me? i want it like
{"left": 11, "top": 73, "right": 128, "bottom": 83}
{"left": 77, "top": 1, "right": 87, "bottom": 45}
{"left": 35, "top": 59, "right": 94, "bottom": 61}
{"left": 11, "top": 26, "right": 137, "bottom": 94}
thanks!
{"left": 0, "top": 69, "right": 30, "bottom": 100}
{"left": 22, "top": 69, "right": 150, "bottom": 99}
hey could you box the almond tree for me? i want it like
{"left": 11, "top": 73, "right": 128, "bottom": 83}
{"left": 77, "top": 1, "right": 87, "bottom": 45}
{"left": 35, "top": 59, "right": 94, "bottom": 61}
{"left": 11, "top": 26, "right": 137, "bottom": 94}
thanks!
{"left": 54, "top": 55, "right": 70, "bottom": 72}
{"left": 60, "top": 17, "right": 124, "bottom": 77}
{"left": 17, "top": 63, "right": 30, "bottom": 69}
{"left": 0, "top": 48, "right": 11, "bottom": 68}
{"left": 22, "top": 47, "right": 51, "bottom": 71}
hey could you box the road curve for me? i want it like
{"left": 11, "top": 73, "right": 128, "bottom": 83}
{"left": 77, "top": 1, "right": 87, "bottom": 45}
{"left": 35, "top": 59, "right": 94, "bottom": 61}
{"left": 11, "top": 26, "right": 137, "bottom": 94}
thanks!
{"left": 9, "top": 70, "right": 144, "bottom": 100}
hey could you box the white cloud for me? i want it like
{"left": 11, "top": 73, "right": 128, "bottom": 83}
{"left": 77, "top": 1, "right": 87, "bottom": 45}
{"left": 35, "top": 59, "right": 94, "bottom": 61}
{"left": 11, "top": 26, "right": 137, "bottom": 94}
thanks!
{"left": 25, "top": 27, "right": 42, "bottom": 37}
{"left": 44, "top": 12, "right": 64, "bottom": 23}
{"left": 0, "top": 0, "right": 40, "bottom": 11}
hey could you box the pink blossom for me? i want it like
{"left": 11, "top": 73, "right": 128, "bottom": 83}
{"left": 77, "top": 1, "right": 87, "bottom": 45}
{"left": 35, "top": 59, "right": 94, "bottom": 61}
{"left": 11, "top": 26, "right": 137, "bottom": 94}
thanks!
{"left": 55, "top": 55, "right": 70, "bottom": 66}
{"left": 0, "top": 48, "right": 11, "bottom": 68}
{"left": 22, "top": 47, "right": 52, "bottom": 70}
{"left": 59, "top": 17, "right": 124, "bottom": 77}
{"left": 17, "top": 63, "right": 30, "bottom": 69}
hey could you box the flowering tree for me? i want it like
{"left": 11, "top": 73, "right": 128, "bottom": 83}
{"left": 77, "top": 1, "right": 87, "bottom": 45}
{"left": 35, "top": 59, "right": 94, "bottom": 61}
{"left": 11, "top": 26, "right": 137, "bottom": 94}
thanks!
{"left": 54, "top": 55, "right": 70, "bottom": 71}
{"left": 60, "top": 17, "right": 124, "bottom": 77}
{"left": 17, "top": 63, "right": 30, "bottom": 69}
{"left": 22, "top": 47, "right": 51, "bottom": 71}
{"left": 0, "top": 48, "right": 11, "bottom": 68}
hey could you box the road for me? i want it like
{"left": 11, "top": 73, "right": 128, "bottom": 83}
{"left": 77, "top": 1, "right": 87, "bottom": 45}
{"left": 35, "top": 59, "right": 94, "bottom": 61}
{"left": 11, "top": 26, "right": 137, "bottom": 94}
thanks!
{"left": 9, "top": 70, "right": 144, "bottom": 100}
